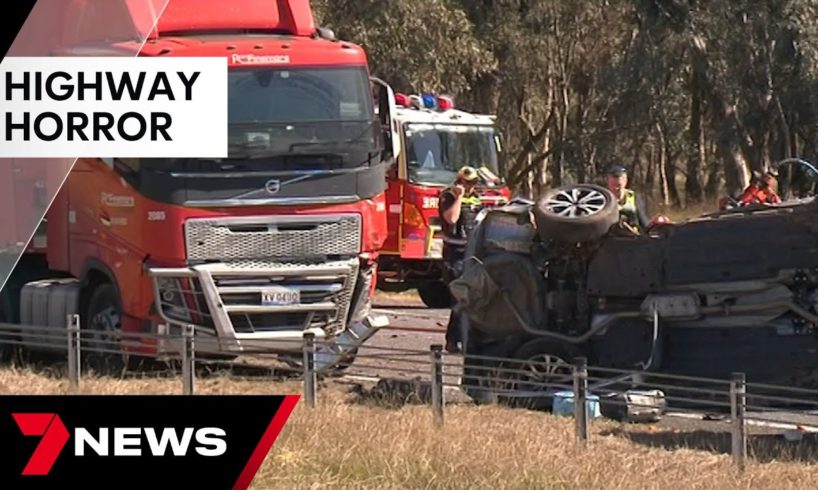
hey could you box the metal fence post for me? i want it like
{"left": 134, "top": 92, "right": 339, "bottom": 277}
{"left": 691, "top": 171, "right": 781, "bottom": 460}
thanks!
{"left": 303, "top": 333, "right": 317, "bottom": 408}
{"left": 573, "top": 357, "right": 589, "bottom": 445}
{"left": 182, "top": 325, "right": 195, "bottom": 395}
{"left": 730, "top": 372, "right": 747, "bottom": 471}
{"left": 431, "top": 344, "right": 444, "bottom": 427}
{"left": 66, "top": 314, "right": 81, "bottom": 392}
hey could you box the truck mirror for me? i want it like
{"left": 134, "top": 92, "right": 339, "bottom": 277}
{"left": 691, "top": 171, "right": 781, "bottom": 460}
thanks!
{"left": 370, "top": 77, "right": 401, "bottom": 163}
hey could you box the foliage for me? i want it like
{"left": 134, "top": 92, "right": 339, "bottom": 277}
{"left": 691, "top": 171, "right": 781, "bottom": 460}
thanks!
{"left": 316, "top": 0, "right": 818, "bottom": 208}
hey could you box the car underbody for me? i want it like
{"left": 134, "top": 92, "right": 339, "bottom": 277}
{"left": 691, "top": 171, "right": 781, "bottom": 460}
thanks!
{"left": 450, "top": 182, "right": 818, "bottom": 406}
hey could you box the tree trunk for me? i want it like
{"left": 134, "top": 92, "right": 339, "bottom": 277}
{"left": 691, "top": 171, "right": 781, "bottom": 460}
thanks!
{"left": 685, "top": 68, "right": 705, "bottom": 203}
{"left": 688, "top": 34, "right": 749, "bottom": 196}
{"left": 704, "top": 137, "right": 720, "bottom": 198}
{"left": 656, "top": 123, "right": 670, "bottom": 207}
{"left": 717, "top": 141, "right": 750, "bottom": 197}
{"left": 645, "top": 142, "right": 656, "bottom": 191}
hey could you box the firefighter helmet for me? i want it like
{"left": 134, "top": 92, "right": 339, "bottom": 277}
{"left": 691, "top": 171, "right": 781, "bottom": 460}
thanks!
{"left": 458, "top": 166, "right": 479, "bottom": 182}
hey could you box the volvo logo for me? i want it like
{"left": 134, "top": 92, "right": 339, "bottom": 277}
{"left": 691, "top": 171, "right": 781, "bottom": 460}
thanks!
{"left": 264, "top": 179, "right": 281, "bottom": 195}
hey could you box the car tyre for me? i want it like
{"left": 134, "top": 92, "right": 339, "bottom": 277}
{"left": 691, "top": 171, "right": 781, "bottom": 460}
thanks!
{"left": 491, "top": 339, "right": 582, "bottom": 411}
{"left": 533, "top": 184, "right": 619, "bottom": 243}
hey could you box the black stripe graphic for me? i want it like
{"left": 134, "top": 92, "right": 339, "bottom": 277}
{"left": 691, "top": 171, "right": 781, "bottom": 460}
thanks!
{"left": 0, "top": 0, "right": 38, "bottom": 61}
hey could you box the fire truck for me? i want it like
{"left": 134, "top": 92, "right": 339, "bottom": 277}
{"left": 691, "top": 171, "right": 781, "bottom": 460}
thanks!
{"left": 377, "top": 93, "right": 510, "bottom": 307}
{"left": 0, "top": 0, "right": 401, "bottom": 371}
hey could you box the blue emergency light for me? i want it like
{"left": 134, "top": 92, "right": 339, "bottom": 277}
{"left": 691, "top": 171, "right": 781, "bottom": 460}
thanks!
{"left": 422, "top": 93, "right": 437, "bottom": 109}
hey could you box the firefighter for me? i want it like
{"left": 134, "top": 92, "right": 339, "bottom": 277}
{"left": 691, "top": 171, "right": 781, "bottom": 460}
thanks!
{"left": 736, "top": 170, "right": 782, "bottom": 206}
{"left": 439, "top": 166, "right": 483, "bottom": 353}
{"left": 606, "top": 164, "right": 651, "bottom": 233}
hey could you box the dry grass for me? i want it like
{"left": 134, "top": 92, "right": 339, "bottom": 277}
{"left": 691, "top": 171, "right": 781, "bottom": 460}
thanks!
{"left": 1, "top": 367, "right": 818, "bottom": 489}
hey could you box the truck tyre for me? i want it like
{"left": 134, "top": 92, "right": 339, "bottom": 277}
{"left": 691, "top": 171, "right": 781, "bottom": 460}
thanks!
{"left": 533, "top": 184, "right": 619, "bottom": 243}
{"left": 84, "top": 283, "right": 129, "bottom": 374}
{"left": 417, "top": 281, "right": 454, "bottom": 309}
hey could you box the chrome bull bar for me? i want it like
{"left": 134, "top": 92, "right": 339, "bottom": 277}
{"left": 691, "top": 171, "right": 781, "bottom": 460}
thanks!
{"left": 148, "top": 259, "right": 382, "bottom": 355}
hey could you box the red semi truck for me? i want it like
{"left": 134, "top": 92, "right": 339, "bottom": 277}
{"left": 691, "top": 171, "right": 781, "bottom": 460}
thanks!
{"left": 0, "top": 0, "right": 400, "bottom": 371}
{"left": 377, "top": 93, "right": 510, "bottom": 307}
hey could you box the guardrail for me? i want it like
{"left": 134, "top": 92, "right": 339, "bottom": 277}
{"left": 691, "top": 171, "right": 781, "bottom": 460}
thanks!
{"left": 1, "top": 316, "right": 817, "bottom": 472}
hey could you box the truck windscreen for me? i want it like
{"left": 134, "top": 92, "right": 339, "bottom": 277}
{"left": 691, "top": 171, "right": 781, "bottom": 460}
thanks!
{"left": 230, "top": 66, "right": 371, "bottom": 123}
{"left": 404, "top": 123, "right": 502, "bottom": 187}
{"left": 109, "top": 66, "right": 389, "bottom": 206}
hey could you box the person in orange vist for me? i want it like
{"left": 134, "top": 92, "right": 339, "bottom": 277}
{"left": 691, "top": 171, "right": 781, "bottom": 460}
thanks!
{"left": 736, "top": 170, "right": 782, "bottom": 206}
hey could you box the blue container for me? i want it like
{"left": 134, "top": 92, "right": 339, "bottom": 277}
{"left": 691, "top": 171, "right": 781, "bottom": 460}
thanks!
{"left": 551, "top": 391, "right": 601, "bottom": 418}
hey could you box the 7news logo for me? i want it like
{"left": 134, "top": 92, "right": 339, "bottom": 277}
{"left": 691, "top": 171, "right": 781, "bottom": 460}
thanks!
{"left": 0, "top": 395, "right": 298, "bottom": 489}
{"left": 13, "top": 413, "right": 226, "bottom": 476}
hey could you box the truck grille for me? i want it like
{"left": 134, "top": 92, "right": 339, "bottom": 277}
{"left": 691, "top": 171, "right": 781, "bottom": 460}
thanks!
{"left": 151, "top": 259, "right": 360, "bottom": 338}
{"left": 184, "top": 214, "right": 362, "bottom": 262}
{"left": 214, "top": 259, "right": 358, "bottom": 335}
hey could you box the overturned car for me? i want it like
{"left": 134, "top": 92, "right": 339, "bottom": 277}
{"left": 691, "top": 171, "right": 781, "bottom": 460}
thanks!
{"left": 450, "top": 168, "right": 818, "bottom": 407}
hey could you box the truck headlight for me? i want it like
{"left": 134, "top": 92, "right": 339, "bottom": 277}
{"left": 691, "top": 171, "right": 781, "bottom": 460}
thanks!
{"left": 155, "top": 277, "right": 191, "bottom": 322}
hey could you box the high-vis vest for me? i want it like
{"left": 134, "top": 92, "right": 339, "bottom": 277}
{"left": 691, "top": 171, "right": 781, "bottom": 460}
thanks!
{"left": 618, "top": 189, "right": 639, "bottom": 228}
{"left": 443, "top": 193, "right": 482, "bottom": 246}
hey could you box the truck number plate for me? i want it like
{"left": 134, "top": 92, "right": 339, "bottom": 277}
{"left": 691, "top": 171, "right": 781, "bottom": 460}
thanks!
{"left": 261, "top": 287, "right": 300, "bottom": 306}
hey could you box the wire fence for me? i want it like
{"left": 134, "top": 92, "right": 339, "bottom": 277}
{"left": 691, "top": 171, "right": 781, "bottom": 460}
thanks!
{"left": 1, "top": 316, "right": 818, "bottom": 472}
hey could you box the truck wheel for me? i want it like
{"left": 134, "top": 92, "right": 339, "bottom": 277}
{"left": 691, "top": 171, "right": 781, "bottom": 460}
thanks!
{"left": 533, "top": 184, "right": 619, "bottom": 243}
{"left": 84, "top": 283, "right": 129, "bottom": 374}
{"left": 417, "top": 281, "right": 454, "bottom": 309}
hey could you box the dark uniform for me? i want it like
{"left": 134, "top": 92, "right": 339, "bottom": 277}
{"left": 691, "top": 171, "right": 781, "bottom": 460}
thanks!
{"left": 438, "top": 171, "right": 484, "bottom": 353}
{"left": 439, "top": 189, "right": 482, "bottom": 281}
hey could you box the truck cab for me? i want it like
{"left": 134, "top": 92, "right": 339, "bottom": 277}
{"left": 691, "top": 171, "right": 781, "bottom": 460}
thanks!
{"left": 1, "top": 0, "right": 400, "bottom": 372}
{"left": 377, "top": 93, "right": 510, "bottom": 307}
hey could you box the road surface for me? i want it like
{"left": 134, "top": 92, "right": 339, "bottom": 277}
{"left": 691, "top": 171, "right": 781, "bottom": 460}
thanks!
{"left": 351, "top": 291, "right": 818, "bottom": 437}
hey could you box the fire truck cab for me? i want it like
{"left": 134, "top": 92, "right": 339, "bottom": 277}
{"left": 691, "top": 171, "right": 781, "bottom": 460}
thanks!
{"left": 0, "top": 0, "right": 400, "bottom": 372}
{"left": 378, "top": 93, "right": 510, "bottom": 308}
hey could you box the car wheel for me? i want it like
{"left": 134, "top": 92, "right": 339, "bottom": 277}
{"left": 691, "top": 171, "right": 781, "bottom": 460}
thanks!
{"left": 496, "top": 339, "right": 581, "bottom": 410}
{"left": 533, "top": 184, "right": 619, "bottom": 243}
{"left": 417, "top": 281, "right": 454, "bottom": 309}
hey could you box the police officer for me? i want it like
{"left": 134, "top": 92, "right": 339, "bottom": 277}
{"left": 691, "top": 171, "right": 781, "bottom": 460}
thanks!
{"left": 439, "top": 166, "right": 483, "bottom": 353}
{"left": 606, "top": 164, "right": 651, "bottom": 233}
